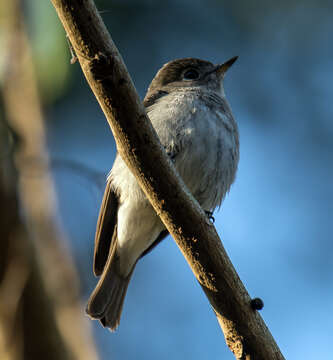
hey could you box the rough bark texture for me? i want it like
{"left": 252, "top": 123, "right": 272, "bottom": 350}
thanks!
{"left": 50, "top": 0, "right": 285, "bottom": 359}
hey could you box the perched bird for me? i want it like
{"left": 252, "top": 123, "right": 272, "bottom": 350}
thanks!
{"left": 86, "top": 57, "right": 240, "bottom": 331}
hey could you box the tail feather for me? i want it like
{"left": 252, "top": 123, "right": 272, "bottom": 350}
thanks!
{"left": 86, "top": 239, "right": 134, "bottom": 331}
{"left": 99, "top": 271, "right": 133, "bottom": 329}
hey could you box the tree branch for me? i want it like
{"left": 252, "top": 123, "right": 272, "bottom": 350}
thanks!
{"left": 50, "top": 1, "right": 285, "bottom": 359}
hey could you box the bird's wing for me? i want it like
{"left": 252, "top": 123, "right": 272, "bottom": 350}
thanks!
{"left": 144, "top": 91, "right": 180, "bottom": 161}
{"left": 140, "top": 229, "right": 169, "bottom": 258}
{"left": 93, "top": 179, "right": 119, "bottom": 276}
{"left": 92, "top": 91, "right": 172, "bottom": 271}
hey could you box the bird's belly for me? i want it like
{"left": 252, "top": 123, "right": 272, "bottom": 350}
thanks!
{"left": 116, "top": 198, "right": 164, "bottom": 274}
{"left": 174, "top": 125, "right": 236, "bottom": 211}
{"left": 149, "top": 95, "right": 238, "bottom": 211}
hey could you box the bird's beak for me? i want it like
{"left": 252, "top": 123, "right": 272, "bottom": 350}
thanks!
{"left": 215, "top": 56, "right": 238, "bottom": 76}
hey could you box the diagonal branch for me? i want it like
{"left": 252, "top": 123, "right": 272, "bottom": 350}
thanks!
{"left": 50, "top": 1, "right": 285, "bottom": 359}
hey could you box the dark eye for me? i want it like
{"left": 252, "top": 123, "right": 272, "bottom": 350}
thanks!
{"left": 183, "top": 69, "right": 200, "bottom": 80}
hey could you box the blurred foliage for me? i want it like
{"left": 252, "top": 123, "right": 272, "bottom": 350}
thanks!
{"left": 25, "top": 1, "right": 72, "bottom": 104}
{"left": 2, "top": 0, "right": 330, "bottom": 108}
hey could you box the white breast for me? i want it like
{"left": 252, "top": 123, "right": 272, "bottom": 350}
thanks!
{"left": 147, "top": 89, "right": 239, "bottom": 210}
{"left": 109, "top": 88, "right": 238, "bottom": 272}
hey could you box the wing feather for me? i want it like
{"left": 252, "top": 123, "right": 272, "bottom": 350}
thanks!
{"left": 93, "top": 180, "right": 118, "bottom": 276}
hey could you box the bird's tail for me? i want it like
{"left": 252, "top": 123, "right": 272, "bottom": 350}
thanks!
{"left": 86, "top": 246, "right": 134, "bottom": 331}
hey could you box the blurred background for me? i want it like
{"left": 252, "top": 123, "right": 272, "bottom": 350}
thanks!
{"left": 1, "top": 0, "right": 332, "bottom": 359}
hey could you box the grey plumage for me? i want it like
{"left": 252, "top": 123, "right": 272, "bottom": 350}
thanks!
{"left": 86, "top": 57, "right": 239, "bottom": 330}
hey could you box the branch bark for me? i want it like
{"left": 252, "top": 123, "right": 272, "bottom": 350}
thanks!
{"left": 50, "top": 1, "right": 285, "bottom": 359}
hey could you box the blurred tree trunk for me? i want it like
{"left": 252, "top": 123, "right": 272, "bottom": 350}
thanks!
{"left": 0, "top": 1, "right": 98, "bottom": 359}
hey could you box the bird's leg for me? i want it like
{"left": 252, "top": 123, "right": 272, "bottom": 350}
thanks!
{"left": 205, "top": 210, "right": 215, "bottom": 223}
{"left": 165, "top": 149, "right": 177, "bottom": 163}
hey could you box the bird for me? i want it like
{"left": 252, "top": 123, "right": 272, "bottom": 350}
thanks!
{"left": 86, "top": 56, "right": 240, "bottom": 331}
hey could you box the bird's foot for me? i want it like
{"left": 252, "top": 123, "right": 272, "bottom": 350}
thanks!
{"left": 205, "top": 210, "right": 215, "bottom": 223}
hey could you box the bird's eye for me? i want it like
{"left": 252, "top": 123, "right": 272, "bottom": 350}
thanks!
{"left": 183, "top": 69, "right": 199, "bottom": 80}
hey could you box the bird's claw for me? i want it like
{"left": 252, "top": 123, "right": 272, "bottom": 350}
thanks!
{"left": 205, "top": 211, "right": 215, "bottom": 223}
